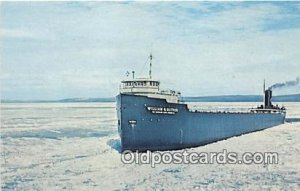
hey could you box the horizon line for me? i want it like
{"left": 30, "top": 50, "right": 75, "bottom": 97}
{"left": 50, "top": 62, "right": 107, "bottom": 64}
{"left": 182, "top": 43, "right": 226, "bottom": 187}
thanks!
{"left": 1, "top": 93, "right": 299, "bottom": 103}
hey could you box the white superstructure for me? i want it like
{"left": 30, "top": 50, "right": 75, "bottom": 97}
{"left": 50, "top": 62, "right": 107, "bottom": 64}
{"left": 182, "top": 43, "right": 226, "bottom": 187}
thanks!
{"left": 120, "top": 54, "right": 181, "bottom": 103}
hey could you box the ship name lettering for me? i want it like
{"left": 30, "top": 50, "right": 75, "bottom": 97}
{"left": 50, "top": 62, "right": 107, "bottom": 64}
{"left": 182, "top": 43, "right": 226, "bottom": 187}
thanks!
{"left": 146, "top": 106, "right": 178, "bottom": 115}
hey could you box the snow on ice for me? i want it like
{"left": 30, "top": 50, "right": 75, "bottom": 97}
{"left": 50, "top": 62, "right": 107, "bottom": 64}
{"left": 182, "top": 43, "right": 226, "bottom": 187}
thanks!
{"left": 1, "top": 102, "right": 300, "bottom": 190}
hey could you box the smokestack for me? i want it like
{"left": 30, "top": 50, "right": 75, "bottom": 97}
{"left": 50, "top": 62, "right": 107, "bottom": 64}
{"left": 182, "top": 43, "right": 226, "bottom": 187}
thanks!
{"left": 264, "top": 89, "right": 272, "bottom": 109}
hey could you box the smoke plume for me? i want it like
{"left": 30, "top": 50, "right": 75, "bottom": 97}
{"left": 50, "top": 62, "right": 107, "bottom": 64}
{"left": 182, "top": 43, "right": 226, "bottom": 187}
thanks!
{"left": 268, "top": 77, "right": 300, "bottom": 90}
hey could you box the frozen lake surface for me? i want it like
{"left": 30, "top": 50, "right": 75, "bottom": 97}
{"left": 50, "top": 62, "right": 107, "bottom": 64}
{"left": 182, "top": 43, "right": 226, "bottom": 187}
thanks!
{"left": 1, "top": 102, "right": 300, "bottom": 190}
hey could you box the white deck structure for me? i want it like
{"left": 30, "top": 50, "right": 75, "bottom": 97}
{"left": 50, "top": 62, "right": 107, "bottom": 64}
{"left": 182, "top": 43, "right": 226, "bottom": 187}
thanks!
{"left": 120, "top": 54, "right": 181, "bottom": 103}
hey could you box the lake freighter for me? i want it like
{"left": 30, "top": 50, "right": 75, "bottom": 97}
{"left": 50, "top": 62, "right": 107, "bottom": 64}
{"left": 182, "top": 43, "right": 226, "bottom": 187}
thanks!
{"left": 116, "top": 54, "right": 286, "bottom": 151}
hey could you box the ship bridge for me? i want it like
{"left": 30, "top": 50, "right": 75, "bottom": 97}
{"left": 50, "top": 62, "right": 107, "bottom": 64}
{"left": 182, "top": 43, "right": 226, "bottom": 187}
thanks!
{"left": 121, "top": 78, "right": 160, "bottom": 94}
{"left": 119, "top": 54, "right": 181, "bottom": 103}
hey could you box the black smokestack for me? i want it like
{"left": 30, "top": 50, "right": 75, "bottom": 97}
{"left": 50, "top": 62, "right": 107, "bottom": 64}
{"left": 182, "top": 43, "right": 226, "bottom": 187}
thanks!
{"left": 264, "top": 89, "right": 272, "bottom": 109}
{"left": 268, "top": 77, "right": 300, "bottom": 90}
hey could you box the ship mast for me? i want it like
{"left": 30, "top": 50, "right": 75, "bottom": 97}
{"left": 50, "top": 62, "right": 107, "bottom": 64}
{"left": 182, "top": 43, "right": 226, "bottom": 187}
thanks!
{"left": 149, "top": 54, "right": 152, "bottom": 79}
{"left": 263, "top": 79, "right": 265, "bottom": 108}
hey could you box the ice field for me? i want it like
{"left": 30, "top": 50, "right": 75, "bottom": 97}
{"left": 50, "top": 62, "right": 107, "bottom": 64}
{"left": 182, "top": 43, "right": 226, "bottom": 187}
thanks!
{"left": 1, "top": 102, "right": 300, "bottom": 190}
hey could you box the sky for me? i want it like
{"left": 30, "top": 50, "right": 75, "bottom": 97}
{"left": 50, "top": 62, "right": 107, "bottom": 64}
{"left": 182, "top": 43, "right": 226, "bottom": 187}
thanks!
{"left": 1, "top": 1, "right": 300, "bottom": 100}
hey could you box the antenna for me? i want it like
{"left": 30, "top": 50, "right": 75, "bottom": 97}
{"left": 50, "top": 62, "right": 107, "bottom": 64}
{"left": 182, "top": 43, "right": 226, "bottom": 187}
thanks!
{"left": 263, "top": 79, "right": 265, "bottom": 108}
{"left": 263, "top": 79, "right": 265, "bottom": 93}
{"left": 149, "top": 53, "right": 152, "bottom": 79}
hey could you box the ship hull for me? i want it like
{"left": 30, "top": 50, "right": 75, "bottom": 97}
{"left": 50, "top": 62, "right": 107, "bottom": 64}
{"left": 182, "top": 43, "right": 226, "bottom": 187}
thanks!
{"left": 116, "top": 94, "right": 285, "bottom": 151}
